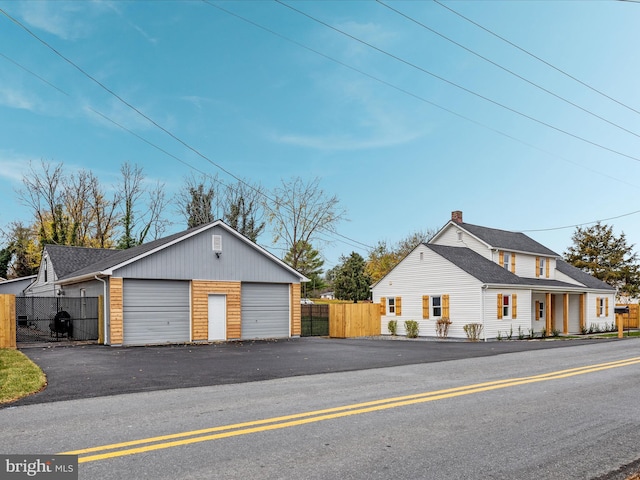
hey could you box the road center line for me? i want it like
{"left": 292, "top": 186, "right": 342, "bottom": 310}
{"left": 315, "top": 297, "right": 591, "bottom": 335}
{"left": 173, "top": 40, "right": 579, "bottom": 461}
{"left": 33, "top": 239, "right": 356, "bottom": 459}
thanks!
{"left": 60, "top": 356, "right": 640, "bottom": 463}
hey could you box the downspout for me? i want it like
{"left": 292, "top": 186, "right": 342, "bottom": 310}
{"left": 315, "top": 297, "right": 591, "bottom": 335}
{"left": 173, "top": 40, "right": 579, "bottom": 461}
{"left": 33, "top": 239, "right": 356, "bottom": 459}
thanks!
{"left": 95, "top": 275, "right": 108, "bottom": 345}
{"left": 482, "top": 284, "right": 488, "bottom": 342}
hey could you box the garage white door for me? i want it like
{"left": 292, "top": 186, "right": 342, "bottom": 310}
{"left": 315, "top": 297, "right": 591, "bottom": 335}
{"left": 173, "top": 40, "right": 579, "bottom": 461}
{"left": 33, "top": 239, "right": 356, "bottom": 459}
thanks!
{"left": 123, "top": 279, "right": 190, "bottom": 345}
{"left": 241, "top": 283, "right": 289, "bottom": 339}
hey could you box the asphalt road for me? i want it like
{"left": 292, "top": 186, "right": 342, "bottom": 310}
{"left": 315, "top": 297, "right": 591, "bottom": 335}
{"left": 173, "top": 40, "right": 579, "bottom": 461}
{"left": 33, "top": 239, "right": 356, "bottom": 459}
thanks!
{"left": 2, "top": 339, "right": 640, "bottom": 480}
{"left": 12, "top": 336, "right": 616, "bottom": 405}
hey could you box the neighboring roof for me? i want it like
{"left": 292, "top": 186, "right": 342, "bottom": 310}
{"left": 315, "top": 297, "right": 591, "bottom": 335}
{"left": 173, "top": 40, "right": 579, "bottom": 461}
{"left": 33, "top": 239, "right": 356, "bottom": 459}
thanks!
{"left": 58, "top": 220, "right": 308, "bottom": 283}
{"left": 0, "top": 275, "right": 36, "bottom": 285}
{"left": 45, "top": 245, "right": 119, "bottom": 279}
{"left": 437, "top": 222, "right": 559, "bottom": 257}
{"left": 556, "top": 259, "right": 615, "bottom": 291}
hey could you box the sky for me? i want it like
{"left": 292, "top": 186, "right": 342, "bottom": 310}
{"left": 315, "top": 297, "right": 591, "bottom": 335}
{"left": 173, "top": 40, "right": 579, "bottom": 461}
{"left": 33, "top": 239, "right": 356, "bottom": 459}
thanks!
{"left": 1, "top": 1, "right": 640, "bottom": 271}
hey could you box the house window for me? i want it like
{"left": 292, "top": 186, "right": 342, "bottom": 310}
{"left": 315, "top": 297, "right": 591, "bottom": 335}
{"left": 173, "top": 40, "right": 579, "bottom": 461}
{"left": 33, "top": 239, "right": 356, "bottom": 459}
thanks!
{"left": 432, "top": 296, "right": 442, "bottom": 317}
{"left": 539, "top": 258, "right": 545, "bottom": 277}
{"left": 502, "top": 252, "right": 510, "bottom": 270}
{"left": 43, "top": 262, "right": 48, "bottom": 283}
{"left": 502, "top": 294, "right": 511, "bottom": 319}
{"left": 538, "top": 301, "right": 544, "bottom": 321}
{"left": 388, "top": 297, "right": 395, "bottom": 315}
{"left": 80, "top": 289, "right": 86, "bottom": 318}
{"left": 598, "top": 298, "right": 605, "bottom": 317}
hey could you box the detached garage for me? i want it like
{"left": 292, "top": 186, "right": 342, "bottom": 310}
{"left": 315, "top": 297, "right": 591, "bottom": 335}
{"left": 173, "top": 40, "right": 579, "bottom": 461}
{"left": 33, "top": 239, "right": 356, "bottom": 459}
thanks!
{"left": 38, "top": 221, "right": 308, "bottom": 346}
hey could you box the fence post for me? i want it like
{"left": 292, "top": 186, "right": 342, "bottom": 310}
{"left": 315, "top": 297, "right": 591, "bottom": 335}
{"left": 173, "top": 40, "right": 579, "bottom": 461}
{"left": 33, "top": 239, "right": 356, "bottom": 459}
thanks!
{"left": 0, "top": 294, "right": 16, "bottom": 349}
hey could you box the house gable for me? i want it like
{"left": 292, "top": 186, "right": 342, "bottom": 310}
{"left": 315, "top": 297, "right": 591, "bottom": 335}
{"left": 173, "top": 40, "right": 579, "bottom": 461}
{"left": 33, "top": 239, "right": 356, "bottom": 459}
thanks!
{"left": 112, "top": 224, "right": 302, "bottom": 283}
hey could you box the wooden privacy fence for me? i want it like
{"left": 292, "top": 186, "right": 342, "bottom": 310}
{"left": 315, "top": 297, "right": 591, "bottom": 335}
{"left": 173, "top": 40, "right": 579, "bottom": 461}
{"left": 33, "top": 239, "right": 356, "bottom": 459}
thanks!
{"left": 0, "top": 295, "right": 16, "bottom": 349}
{"left": 616, "top": 303, "right": 639, "bottom": 329}
{"left": 329, "top": 303, "right": 381, "bottom": 338}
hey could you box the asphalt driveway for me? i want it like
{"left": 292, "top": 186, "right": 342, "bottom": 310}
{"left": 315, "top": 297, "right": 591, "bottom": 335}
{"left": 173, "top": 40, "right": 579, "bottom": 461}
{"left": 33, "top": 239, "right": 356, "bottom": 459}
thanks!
{"left": 9, "top": 336, "right": 616, "bottom": 407}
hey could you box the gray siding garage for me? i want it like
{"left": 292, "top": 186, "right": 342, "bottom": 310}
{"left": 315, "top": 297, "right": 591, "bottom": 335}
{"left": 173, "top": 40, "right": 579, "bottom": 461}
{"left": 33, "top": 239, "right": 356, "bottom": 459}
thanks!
{"left": 123, "top": 279, "right": 190, "bottom": 345}
{"left": 241, "top": 283, "right": 289, "bottom": 339}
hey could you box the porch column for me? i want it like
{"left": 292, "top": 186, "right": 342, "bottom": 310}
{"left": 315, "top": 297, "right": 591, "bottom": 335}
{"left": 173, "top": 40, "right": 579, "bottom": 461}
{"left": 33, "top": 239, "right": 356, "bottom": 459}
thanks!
{"left": 563, "top": 294, "right": 569, "bottom": 334}
{"left": 545, "top": 293, "right": 552, "bottom": 336}
{"left": 579, "top": 294, "right": 585, "bottom": 332}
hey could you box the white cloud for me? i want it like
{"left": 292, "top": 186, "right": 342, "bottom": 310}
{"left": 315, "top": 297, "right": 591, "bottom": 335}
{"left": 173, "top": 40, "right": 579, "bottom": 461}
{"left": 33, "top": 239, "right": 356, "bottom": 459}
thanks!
{"left": 0, "top": 155, "right": 32, "bottom": 183}
{"left": 0, "top": 88, "right": 35, "bottom": 111}
{"left": 17, "top": 2, "right": 93, "bottom": 41}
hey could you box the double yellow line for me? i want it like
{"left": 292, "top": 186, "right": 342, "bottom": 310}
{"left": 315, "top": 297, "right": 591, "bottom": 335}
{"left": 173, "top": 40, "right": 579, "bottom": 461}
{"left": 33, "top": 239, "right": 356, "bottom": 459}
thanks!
{"left": 61, "top": 356, "right": 640, "bottom": 463}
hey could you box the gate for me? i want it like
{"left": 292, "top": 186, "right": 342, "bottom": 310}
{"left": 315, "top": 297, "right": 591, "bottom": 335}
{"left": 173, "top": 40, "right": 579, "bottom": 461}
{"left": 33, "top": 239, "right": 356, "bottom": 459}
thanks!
{"left": 301, "top": 304, "right": 329, "bottom": 336}
{"left": 16, "top": 296, "right": 100, "bottom": 343}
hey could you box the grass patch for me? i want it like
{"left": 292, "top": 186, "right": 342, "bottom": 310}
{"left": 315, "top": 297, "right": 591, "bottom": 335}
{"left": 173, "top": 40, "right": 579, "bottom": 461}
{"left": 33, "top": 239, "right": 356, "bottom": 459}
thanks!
{"left": 0, "top": 349, "right": 46, "bottom": 404}
{"left": 597, "top": 330, "right": 640, "bottom": 338}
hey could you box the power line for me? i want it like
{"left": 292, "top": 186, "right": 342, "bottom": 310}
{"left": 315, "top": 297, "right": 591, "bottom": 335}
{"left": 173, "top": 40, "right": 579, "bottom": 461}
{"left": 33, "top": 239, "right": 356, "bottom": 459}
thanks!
{"left": 433, "top": 0, "right": 640, "bottom": 117}
{"left": 521, "top": 209, "right": 640, "bottom": 232}
{"left": 202, "top": 1, "right": 640, "bottom": 191}
{"left": 275, "top": 0, "right": 640, "bottom": 164}
{"left": 378, "top": 0, "right": 640, "bottom": 140}
{"left": 0, "top": 6, "right": 373, "bottom": 253}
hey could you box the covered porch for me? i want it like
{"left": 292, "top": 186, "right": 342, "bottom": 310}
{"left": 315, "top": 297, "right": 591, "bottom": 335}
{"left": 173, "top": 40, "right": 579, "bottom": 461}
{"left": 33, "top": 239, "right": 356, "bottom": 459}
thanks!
{"left": 531, "top": 291, "right": 587, "bottom": 335}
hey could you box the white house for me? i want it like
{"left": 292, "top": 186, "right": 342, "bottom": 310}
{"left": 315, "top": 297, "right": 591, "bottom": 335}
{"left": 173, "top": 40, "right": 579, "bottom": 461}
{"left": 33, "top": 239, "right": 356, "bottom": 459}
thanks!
{"left": 372, "top": 211, "right": 616, "bottom": 340}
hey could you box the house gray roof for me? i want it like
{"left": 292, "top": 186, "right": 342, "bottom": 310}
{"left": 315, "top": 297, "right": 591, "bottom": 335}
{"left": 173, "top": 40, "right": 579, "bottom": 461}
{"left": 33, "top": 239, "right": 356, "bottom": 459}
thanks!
{"left": 427, "top": 244, "right": 610, "bottom": 290}
{"left": 55, "top": 220, "right": 308, "bottom": 282}
{"left": 427, "top": 244, "right": 526, "bottom": 285}
{"left": 456, "top": 222, "right": 559, "bottom": 257}
{"left": 556, "top": 259, "right": 615, "bottom": 291}
{"left": 45, "top": 245, "right": 119, "bottom": 279}
{"left": 59, "top": 227, "right": 201, "bottom": 280}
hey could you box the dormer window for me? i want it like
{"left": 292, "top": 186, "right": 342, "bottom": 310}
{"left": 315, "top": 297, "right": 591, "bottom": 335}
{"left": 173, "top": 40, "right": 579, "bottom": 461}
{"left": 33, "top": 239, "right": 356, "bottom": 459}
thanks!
{"left": 498, "top": 251, "right": 516, "bottom": 273}
{"left": 502, "top": 252, "right": 510, "bottom": 270}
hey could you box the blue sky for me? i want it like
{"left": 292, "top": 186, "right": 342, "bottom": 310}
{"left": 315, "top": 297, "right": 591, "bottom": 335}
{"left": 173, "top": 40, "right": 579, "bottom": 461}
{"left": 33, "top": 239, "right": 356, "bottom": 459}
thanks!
{"left": 1, "top": 1, "right": 640, "bottom": 270}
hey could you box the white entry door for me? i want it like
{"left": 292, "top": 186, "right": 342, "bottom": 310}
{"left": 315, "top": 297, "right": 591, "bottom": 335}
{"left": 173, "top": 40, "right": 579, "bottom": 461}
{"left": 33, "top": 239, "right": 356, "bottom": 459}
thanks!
{"left": 208, "top": 294, "right": 226, "bottom": 341}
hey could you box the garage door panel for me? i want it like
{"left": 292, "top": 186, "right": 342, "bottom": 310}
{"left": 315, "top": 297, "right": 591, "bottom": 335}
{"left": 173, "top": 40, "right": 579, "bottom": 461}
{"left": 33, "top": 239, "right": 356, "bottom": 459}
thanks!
{"left": 123, "top": 280, "right": 190, "bottom": 345}
{"left": 241, "top": 283, "right": 289, "bottom": 339}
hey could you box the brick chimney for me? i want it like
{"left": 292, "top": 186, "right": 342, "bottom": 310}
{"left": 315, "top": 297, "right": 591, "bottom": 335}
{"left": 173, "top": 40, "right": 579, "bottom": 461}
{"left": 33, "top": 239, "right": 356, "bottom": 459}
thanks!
{"left": 451, "top": 210, "right": 463, "bottom": 224}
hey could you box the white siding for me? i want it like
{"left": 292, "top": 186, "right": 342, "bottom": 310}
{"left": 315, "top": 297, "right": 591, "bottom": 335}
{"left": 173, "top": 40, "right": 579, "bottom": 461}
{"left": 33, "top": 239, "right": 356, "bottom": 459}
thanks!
{"left": 430, "top": 225, "right": 491, "bottom": 260}
{"left": 373, "top": 244, "right": 483, "bottom": 339}
{"left": 482, "top": 288, "right": 532, "bottom": 340}
{"left": 585, "top": 292, "right": 615, "bottom": 331}
{"left": 25, "top": 254, "right": 56, "bottom": 296}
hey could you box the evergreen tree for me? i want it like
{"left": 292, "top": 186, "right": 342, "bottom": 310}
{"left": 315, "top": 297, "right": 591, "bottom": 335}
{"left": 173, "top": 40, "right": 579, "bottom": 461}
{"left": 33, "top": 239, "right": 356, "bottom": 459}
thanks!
{"left": 565, "top": 222, "right": 640, "bottom": 300}
{"left": 284, "top": 241, "right": 325, "bottom": 296}
{"left": 333, "top": 252, "right": 372, "bottom": 303}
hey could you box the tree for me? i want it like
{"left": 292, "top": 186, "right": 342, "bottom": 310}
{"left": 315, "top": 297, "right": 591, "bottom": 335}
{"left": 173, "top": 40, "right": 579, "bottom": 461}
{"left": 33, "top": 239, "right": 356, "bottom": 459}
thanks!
{"left": 116, "top": 162, "right": 169, "bottom": 249}
{"left": 564, "top": 222, "right": 640, "bottom": 300}
{"left": 333, "top": 252, "right": 372, "bottom": 303}
{"left": 223, "top": 179, "right": 265, "bottom": 242}
{"left": 284, "top": 240, "right": 325, "bottom": 296}
{"left": 16, "top": 160, "right": 66, "bottom": 246}
{"left": 3, "top": 222, "right": 39, "bottom": 277}
{"left": 176, "top": 174, "right": 218, "bottom": 229}
{"left": 366, "top": 229, "right": 436, "bottom": 283}
{"left": 266, "top": 176, "right": 346, "bottom": 271}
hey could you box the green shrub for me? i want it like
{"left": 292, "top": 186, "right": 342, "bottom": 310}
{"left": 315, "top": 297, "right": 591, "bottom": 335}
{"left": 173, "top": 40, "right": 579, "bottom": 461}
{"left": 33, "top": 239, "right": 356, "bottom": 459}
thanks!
{"left": 388, "top": 320, "right": 398, "bottom": 336}
{"left": 463, "top": 323, "right": 483, "bottom": 342}
{"left": 518, "top": 326, "right": 524, "bottom": 340}
{"left": 541, "top": 327, "right": 547, "bottom": 338}
{"left": 551, "top": 328, "right": 560, "bottom": 337}
{"left": 404, "top": 320, "right": 419, "bottom": 338}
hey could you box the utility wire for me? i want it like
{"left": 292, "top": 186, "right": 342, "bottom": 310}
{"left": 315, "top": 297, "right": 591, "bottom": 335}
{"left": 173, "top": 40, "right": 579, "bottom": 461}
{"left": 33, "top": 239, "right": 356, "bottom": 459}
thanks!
{"left": 433, "top": 0, "right": 640, "bottom": 117}
{"left": 2, "top": 4, "right": 637, "bottom": 247}
{"left": 275, "top": 0, "right": 640, "bottom": 164}
{"left": 0, "top": 6, "right": 373, "bottom": 252}
{"left": 378, "top": 0, "right": 640, "bottom": 140}
{"left": 521, "top": 209, "right": 640, "bottom": 232}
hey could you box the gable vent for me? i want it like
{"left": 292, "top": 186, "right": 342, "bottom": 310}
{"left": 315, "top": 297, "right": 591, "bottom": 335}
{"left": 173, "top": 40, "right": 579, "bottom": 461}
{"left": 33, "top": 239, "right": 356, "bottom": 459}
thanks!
{"left": 212, "top": 235, "right": 222, "bottom": 253}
